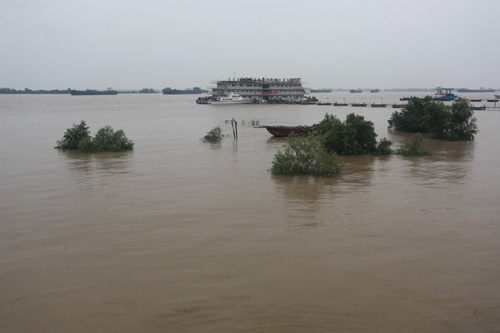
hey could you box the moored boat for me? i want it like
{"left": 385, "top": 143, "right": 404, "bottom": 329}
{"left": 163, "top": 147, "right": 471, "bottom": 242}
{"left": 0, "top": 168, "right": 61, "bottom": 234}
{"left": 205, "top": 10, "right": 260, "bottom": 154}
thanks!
{"left": 260, "top": 124, "right": 319, "bottom": 137}
{"left": 434, "top": 87, "right": 456, "bottom": 101}
{"left": 351, "top": 102, "right": 367, "bottom": 107}
{"left": 210, "top": 93, "right": 253, "bottom": 105}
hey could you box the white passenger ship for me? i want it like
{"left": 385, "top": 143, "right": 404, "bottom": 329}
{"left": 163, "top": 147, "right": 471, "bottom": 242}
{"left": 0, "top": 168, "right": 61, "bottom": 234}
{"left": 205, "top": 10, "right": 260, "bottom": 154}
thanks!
{"left": 210, "top": 77, "right": 307, "bottom": 103}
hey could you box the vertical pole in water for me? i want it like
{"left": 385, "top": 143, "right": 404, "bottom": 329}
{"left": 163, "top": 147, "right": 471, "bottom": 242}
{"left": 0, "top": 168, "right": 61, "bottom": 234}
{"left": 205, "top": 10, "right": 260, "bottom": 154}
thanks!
{"left": 225, "top": 118, "right": 238, "bottom": 139}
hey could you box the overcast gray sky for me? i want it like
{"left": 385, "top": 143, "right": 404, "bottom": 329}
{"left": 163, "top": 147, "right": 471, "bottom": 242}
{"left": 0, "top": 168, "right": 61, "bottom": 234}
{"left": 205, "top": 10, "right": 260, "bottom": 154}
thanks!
{"left": 1, "top": 0, "right": 499, "bottom": 90}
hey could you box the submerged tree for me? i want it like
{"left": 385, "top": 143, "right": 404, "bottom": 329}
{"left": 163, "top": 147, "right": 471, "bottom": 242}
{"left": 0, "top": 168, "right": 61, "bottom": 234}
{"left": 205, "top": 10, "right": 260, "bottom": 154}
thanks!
{"left": 317, "top": 113, "right": 392, "bottom": 155}
{"left": 56, "top": 120, "right": 91, "bottom": 150}
{"left": 78, "top": 126, "right": 135, "bottom": 152}
{"left": 56, "top": 121, "right": 134, "bottom": 152}
{"left": 201, "top": 126, "right": 224, "bottom": 143}
{"left": 396, "top": 133, "right": 429, "bottom": 156}
{"left": 388, "top": 97, "right": 478, "bottom": 141}
{"left": 271, "top": 134, "right": 343, "bottom": 177}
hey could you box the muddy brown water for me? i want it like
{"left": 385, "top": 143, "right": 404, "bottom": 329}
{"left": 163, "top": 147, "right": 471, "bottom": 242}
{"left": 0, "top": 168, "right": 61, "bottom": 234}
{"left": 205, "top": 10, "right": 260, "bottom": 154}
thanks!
{"left": 1, "top": 93, "right": 499, "bottom": 332}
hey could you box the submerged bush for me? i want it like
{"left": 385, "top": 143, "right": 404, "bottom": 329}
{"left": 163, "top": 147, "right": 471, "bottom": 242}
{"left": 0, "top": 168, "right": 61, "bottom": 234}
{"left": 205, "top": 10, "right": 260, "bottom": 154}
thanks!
{"left": 318, "top": 113, "right": 392, "bottom": 155}
{"left": 375, "top": 138, "right": 394, "bottom": 155}
{"left": 202, "top": 126, "right": 223, "bottom": 143}
{"left": 396, "top": 133, "right": 429, "bottom": 156}
{"left": 388, "top": 97, "right": 478, "bottom": 141}
{"left": 271, "top": 134, "right": 343, "bottom": 177}
{"left": 57, "top": 121, "right": 134, "bottom": 152}
{"left": 57, "top": 120, "right": 91, "bottom": 150}
{"left": 78, "top": 126, "right": 135, "bottom": 152}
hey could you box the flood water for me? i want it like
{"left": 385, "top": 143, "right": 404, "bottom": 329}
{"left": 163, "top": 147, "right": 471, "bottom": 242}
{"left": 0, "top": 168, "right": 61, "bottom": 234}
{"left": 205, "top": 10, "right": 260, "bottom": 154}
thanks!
{"left": 1, "top": 92, "right": 499, "bottom": 332}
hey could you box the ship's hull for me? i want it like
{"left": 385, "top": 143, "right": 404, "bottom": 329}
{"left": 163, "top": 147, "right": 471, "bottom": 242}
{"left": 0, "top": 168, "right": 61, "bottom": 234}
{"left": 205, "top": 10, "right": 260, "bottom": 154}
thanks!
{"left": 210, "top": 100, "right": 253, "bottom": 105}
{"left": 263, "top": 125, "right": 318, "bottom": 137}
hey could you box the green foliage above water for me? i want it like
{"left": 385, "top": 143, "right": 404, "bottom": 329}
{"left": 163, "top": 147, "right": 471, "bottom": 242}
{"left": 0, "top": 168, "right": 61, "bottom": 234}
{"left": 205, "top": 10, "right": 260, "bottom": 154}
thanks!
{"left": 56, "top": 120, "right": 91, "bottom": 150}
{"left": 388, "top": 96, "right": 478, "bottom": 141}
{"left": 56, "top": 121, "right": 134, "bottom": 152}
{"left": 201, "top": 126, "right": 224, "bottom": 143}
{"left": 317, "top": 113, "right": 393, "bottom": 155}
{"left": 271, "top": 134, "right": 343, "bottom": 177}
{"left": 396, "top": 133, "right": 429, "bottom": 156}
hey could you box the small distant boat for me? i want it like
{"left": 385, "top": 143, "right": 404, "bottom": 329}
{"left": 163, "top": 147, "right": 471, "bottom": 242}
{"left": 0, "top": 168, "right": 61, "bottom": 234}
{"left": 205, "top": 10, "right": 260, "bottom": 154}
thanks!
{"left": 370, "top": 89, "right": 380, "bottom": 93}
{"left": 434, "top": 87, "right": 456, "bottom": 101}
{"left": 392, "top": 104, "right": 405, "bottom": 108}
{"left": 317, "top": 102, "right": 332, "bottom": 106}
{"left": 260, "top": 124, "right": 319, "bottom": 137}
{"left": 470, "top": 99, "right": 482, "bottom": 102}
{"left": 350, "top": 89, "right": 362, "bottom": 93}
{"left": 351, "top": 102, "right": 367, "bottom": 107}
{"left": 334, "top": 102, "right": 348, "bottom": 106}
{"left": 210, "top": 93, "right": 253, "bottom": 105}
{"left": 487, "top": 99, "right": 498, "bottom": 103}
{"left": 371, "top": 103, "right": 387, "bottom": 107}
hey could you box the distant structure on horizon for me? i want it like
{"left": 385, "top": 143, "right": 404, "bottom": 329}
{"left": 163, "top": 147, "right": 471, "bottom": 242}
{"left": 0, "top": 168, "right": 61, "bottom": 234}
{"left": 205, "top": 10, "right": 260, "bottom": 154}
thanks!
{"left": 162, "top": 87, "right": 207, "bottom": 95}
{"left": 310, "top": 88, "right": 332, "bottom": 93}
{"left": 456, "top": 87, "right": 495, "bottom": 93}
{"left": 71, "top": 88, "right": 117, "bottom": 96}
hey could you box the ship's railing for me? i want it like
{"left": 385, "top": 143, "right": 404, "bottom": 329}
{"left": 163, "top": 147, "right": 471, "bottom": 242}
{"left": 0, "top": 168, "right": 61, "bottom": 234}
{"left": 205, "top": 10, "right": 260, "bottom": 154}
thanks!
{"left": 211, "top": 78, "right": 302, "bottom": 84}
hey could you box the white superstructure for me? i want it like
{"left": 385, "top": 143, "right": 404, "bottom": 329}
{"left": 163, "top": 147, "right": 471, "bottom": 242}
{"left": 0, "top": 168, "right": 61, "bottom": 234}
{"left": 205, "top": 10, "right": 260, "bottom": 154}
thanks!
{"left": 210, "top": 77, "right": 307, "bottom": 103}
{"left": 210, "top": 93, "right": 253, "bottom": 105}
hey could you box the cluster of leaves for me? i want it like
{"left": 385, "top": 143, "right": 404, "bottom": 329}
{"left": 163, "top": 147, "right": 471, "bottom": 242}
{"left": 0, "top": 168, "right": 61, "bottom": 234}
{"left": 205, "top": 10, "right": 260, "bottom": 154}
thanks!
{"left": 57, "top": 121, "right": 134, "bottom": 152}
{"left": 271, "top": 134, "right": 343, "bottom": 177}
{"left": 56, "top": 120, "right": 91, "bottom": 150}
{"left": 201, "top": 126, "right": 224, "bottom": 143}
{"left": 396, "top": 133, "right": 429, "bottom": 156}
{"left": 388, "top": 96, "right": 478, "bottom": 141}
{"left": 317, "top": 113, "right": 393, "bottom": 155}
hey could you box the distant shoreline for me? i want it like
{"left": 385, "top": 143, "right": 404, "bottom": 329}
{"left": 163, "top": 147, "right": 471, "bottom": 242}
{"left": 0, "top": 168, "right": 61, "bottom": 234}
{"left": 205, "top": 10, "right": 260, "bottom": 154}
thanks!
{"left": 0, "top": 88, "right": 162, "bottom": 94}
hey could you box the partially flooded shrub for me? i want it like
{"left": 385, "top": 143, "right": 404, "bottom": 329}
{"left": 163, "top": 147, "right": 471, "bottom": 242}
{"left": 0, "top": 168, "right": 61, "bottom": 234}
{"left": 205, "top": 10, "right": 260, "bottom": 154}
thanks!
{"left": 202, "top": 126, "right": 223, "bottom": 143}
{"left": 396, "top": 133, "right": 429, "bottom": 156}
{"left": 271, "top": 134, "right": 343, "bottom": 177}
{"left": 56, "top": 120, "right": 90, "bottom": 150}
{"left": 56, "top": 121, "right": 134, "bottom": 152}
{"left": 375, "top": 138, "right": 394, "bottom": 155}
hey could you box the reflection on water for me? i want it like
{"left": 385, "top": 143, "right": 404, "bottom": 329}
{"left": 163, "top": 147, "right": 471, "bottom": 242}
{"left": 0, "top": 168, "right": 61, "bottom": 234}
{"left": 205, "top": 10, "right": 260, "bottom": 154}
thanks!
{"left": 60, "top": 150, "right": 133, "bottom": 173}
{"left": 58, "top": 150, "right": 133, "bottom": 192}
{"left": 398, "top": 135, "right": 476, "bottom": 188}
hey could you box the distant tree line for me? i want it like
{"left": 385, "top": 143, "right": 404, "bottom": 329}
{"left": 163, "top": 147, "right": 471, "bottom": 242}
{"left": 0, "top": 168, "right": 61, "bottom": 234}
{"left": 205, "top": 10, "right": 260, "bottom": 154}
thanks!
{"left": 0, "top": 87, "right": 71, "bottom": 94}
